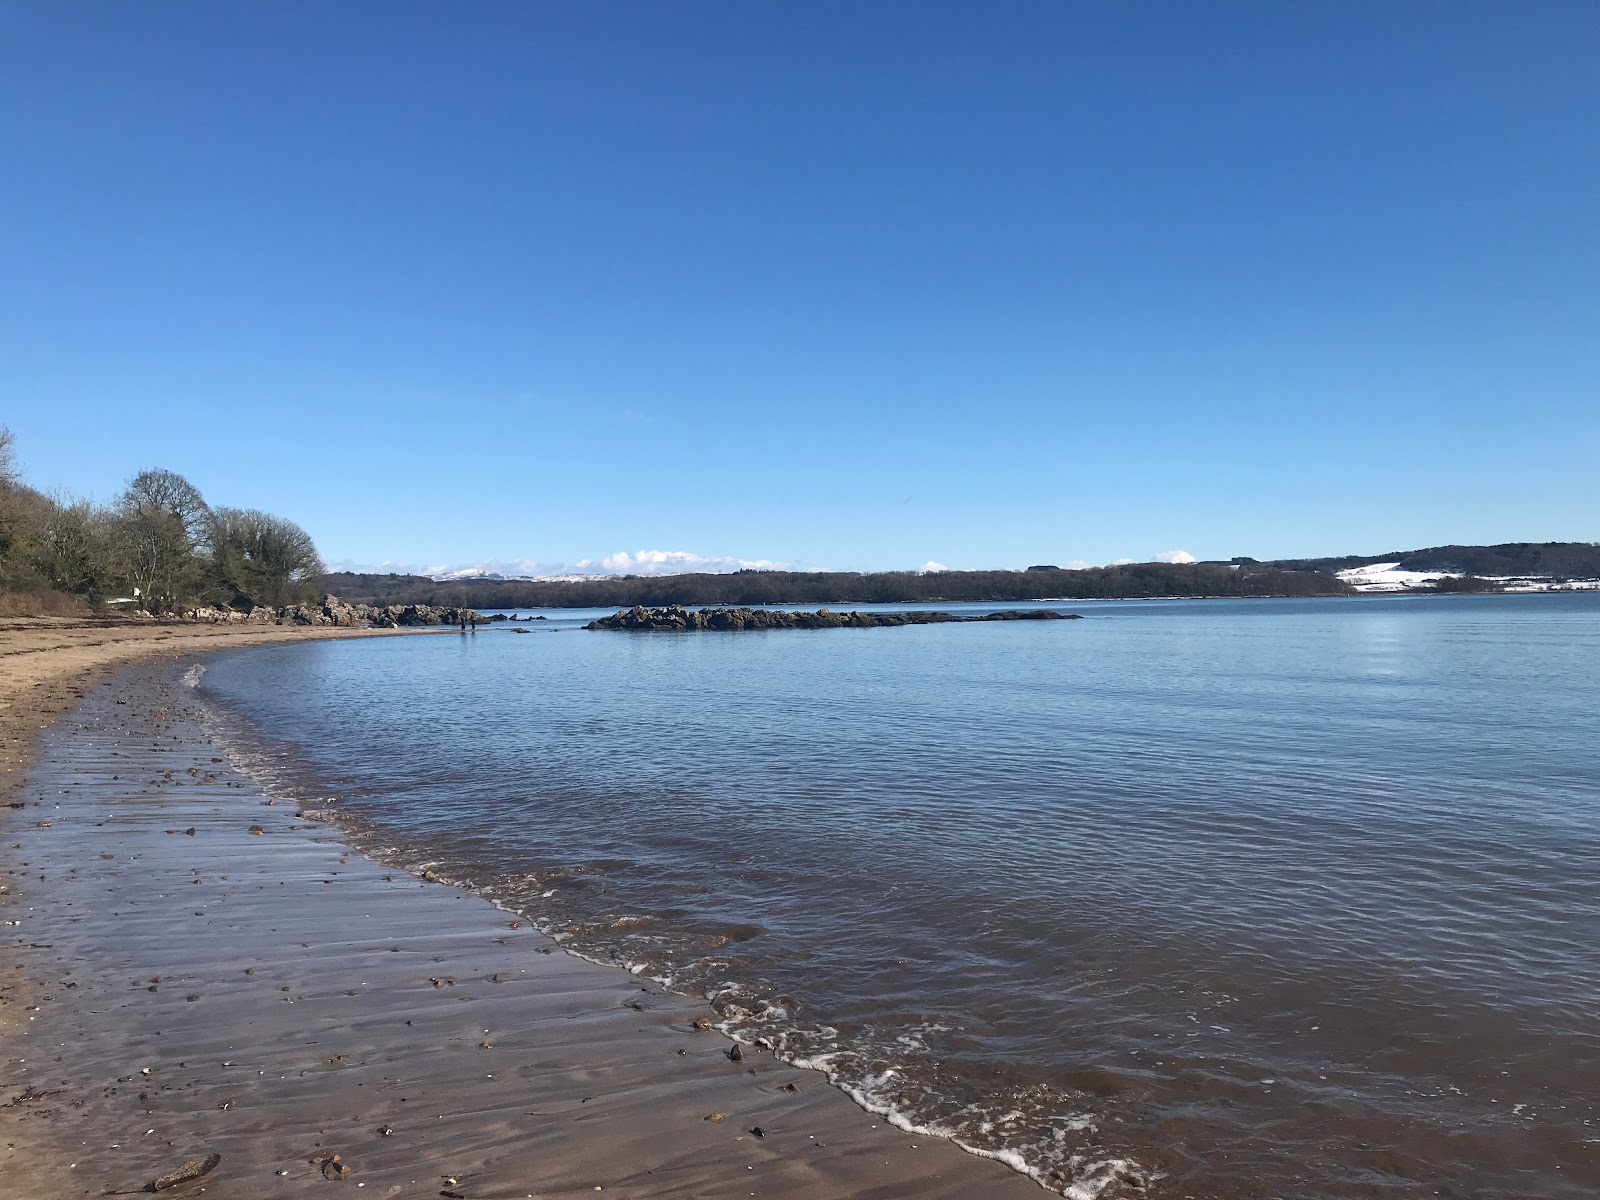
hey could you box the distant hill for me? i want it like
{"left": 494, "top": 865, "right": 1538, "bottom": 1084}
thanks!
{"left": 319, "top": 571, "right": 439, "bottom": 602}
{"left": 1263, "top": 542, "right": 1600, "bottom": 579}
{"left": 321, "top": 562, "right": 1350, "bottom": 609}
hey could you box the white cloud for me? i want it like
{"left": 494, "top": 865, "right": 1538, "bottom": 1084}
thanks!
{"left": 1155, "top": 550, "right": 1197, "bottom": 564}
{"left": 574, "top": 549, "right": 786, "bottom": 576}
{"left": 918, "top": 560, "right": 949, "bottom": 573}
{"left": 330, "top": 549, "right": 789, "bottom": 580}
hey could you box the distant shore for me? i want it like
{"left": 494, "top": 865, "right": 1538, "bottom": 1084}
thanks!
{"left": 0, "top": 624, "right": 1038, "bottom": 1199}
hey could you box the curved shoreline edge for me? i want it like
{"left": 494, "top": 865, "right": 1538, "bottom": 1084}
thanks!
{"left": 0, "top": 626, "right": 1052, "bottom": 1199}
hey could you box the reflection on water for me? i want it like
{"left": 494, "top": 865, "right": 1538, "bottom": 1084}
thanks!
{"left": 199, "top": 594, "right": 1600, "bottom": 1199}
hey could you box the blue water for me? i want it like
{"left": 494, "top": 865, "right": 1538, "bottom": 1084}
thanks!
{"left": 198, "top": 593, "right": 1600, "bottom": 1199}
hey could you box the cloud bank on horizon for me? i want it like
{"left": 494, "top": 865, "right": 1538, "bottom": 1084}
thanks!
{"left": 328, "top": 548, "right": 1205, "bottom": 580}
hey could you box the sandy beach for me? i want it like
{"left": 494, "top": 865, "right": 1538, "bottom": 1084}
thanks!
{"left": 0, "top": 623, "right": 1037, "bottom": 1199}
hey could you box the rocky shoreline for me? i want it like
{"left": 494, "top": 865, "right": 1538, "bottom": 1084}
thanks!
{"left": 182, "top": 593, "right": 496, "bottom": 628}
{"left": 586, "top": 603, "right": 1083, "bottom": 631}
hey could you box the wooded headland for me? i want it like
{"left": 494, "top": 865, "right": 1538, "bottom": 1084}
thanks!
{"left": 322, "top": 562, "right": 1351, "bottom": 609}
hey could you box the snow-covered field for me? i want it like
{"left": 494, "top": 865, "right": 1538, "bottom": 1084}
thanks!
{"left": 1337, "top": 562, "right": 1600, "bottom": 593}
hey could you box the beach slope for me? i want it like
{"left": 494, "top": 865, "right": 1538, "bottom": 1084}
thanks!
{"left": 1, "top": 637, "right": 1041, "bottom": 1198}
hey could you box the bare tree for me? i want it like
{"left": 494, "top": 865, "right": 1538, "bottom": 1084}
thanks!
{"left": 0, "top": 428, "right": 24, "bottom": 587}
{"left": 208, "top": 506, "right": 325, "bottom": 608}
{"left": 116, "top": 469, "right": 210, "bottom": 613}
{"left": 36, "top": 494, "right": 119, "bottom": 601}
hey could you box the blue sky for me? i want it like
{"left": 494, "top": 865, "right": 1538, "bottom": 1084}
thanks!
{"left": 2, "top": 2, "right": 1596, "bottom": 575}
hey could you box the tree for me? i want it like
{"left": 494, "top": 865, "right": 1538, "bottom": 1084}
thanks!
{"left": 115, "top": 469, "right": 210, "bottom": 613}
{"left": 0, "top": 427, "right": 25, "bottom": 588}
{"left": 208, "top": 506, "right": 325, "bottom": 608}
{"left": 35, "top": 495, "right": 119, "bottom": 602}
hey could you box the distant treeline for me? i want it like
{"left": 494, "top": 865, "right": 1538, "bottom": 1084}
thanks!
{"left": 0, "top": 426, "right": 324, "bottom": 615}
{"left": 321, "top": 562, "right": 1352, "bottom": 609}
{"left": 1262, "top": 542, "right": 1600, "bottom": 578}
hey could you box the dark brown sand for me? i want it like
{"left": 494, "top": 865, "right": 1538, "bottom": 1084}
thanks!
{"left": 0, "top": 649, "right": 1039, "bottom": 1197}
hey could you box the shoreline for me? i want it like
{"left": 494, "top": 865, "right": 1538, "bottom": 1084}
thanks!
{"left": 0, "top": 631, "right": 1044, "bottom": 1198}
{"left": 0, "top": 618, "right": 407, "bottom": 810}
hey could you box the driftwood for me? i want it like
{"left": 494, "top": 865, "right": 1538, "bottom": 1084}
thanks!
{"left": 148, "top": 1153, "right": 221, "bottom": 1191}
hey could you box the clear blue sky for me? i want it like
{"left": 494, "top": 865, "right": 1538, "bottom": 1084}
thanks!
{"left": 2, "top": 2, "right": 1596, "bottom": 575}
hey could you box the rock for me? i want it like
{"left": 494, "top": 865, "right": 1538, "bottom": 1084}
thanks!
{"left": 197, "top": 594, "right": 496, "bottom": 630}
{"left": 148, "top": 1152, "right": 221, "bottom": 1191}
{"left": 585, "top": 605, "right": 1082, "bottom": 632}
{"left": 726, "top": 1044, "right": 743, "bottom": 1062}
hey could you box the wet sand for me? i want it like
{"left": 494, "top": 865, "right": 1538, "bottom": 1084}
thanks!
{"left": 0, "top": 618, "right": 402, "bottom": 809}
{"left": 0, "top": 638, "right": 1039, "bottom": 1197}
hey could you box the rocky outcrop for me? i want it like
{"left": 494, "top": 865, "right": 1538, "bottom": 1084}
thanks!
{"left": 179, "top": 595, "right": 497, "bottom": 628}
{"left": 585, "top": 604, "right": 1082, "bottom": 632}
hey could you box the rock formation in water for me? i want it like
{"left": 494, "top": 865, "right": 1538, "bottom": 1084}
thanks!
{"left": 585, "top": 604, "right": 1082, "bottom": 632}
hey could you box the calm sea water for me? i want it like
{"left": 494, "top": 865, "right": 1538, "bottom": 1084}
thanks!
{"left": 197, "top": 594, "right": 1600, "bottom": 1199}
